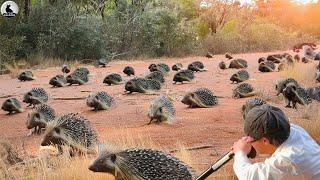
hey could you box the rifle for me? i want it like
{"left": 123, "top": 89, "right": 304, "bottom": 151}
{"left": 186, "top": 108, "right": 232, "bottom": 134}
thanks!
{"left": 196, "top": 148, "right": 256, "bottom": 180}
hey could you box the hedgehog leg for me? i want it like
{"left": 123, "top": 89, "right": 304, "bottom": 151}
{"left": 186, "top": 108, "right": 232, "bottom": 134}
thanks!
{"left": 292, "top": 102, "right": 297, "bottom": 109}
{"left": 7, "top": 111, "right": 12, "bottom": 115}
{"left": 26, "top": 129, "right": 34, "bottom": 137}
{"left": 285, "top": 101, "right": 292, "bottom": 108}
{"left": 147, "top": 118, "right": 154, "bottom": 125}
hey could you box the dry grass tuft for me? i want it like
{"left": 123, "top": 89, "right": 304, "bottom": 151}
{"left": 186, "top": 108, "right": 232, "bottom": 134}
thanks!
{"left": 280, "top": 62, "right": 317, "bottom": 87}
{"left": 256, "top": 89, "right": 283, "bottom": 104}
{"left": 3, "top": 60, "right": 30, "bottom": 78}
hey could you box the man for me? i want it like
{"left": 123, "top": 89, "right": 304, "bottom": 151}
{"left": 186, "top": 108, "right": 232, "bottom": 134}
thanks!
{"left": 232, "top": 104, "right": 320, "bottom": 180}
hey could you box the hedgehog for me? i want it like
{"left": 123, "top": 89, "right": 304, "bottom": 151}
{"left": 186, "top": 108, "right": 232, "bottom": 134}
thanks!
{"left": 306, "top": 86, "right": 320, "bottom": 101}
{"left": 149, "top": 63, "right": 170, "bottom": 74}
{"left": 267, "top": 54, "right": 282, "bottom": 63}
{"left": 172, "top": 63, "right": 183, "bottom": 71}
{"left": 315, "top": 53, "right": 320, "bottom": 61}
{"left": 98, "top": 58, "right": 110, "bottom": 68}
{"left": 225, "top": 53, "right": 233, "bottom": 59}
{"left": 228, "top": 59, "right": 248, "bottom": 69}
{"left": 125, "top": 78, "right": 161, "bottom": 94}
{"left": 275, "top": 78, "right": 299, "bottom": 96}
{"left": 103, "top": 73, "right": 122, "bottom": 86}
{"left": 145, "top": 71, "right": 165, "bottom": 83}
{"left": 258, "top": 57, "right": 266, "bottom": 63}
{"left": 89, "top": 148, "right": 193, "bottom": 180}
{"left": 258, "top": 61, "right": 275, "bottom": 72}
{"left": 173, "top": 70, "right": 194, "bottom": 84}
{"left": 62, "top": 64, "right": 71, "bottom": 74}
{"left": 1, "top": 98, "right": 24, "bottom": 115}
{"left": 23, "top": 88, "right": 49, "bottom": 107}
{"left": 26, "top": 104, "right": 56, "bottom": 135}
{"left": 18, "top": 71, "right": 35, "bottom": 81}
{"left": 241, "top": 98, "right": 266, "bottom": 120}
{"left": 187, "top": 61, "right": 206, "bottom": 72}
{"left": 66, "top": 67, "right": 89, "bottom": 85}
{"left": 233, "top": 83, "right": 256, "bottom": 98}
{"left": 230, "top": 70, "right": 249, "bottom": 84}
{"left": 123, "top": 66, "right": 135, "bottom": 76}
{"left": 282, "top": 82, "right": 312, "bottom": 109}
{"left": 86, "top": 92, "right": 115, "bottom": 111}
{"left": 219, "top": 61, "right": 227, "bottom": 70}
{"left": 181, "top": 88, "right": 218, "bottom": 108}
{"left": 148, "top": 96, "right": 175, "bottom": 125}
{"left": 49, "top": 75, "right": 67, "bottom": 87}
{"left": 206, "top": 52, "right": 214, "bottom": 58}
{"left": 41, "top": 113, "right": 98, "bottom": 154}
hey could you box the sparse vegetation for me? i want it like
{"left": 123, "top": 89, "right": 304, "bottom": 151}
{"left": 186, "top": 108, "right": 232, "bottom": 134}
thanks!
{"left": 280, "top": 62, "right": 317, "bottom": 87}
{"left": 296, "top": 103, "right": 320, "bottom": 144}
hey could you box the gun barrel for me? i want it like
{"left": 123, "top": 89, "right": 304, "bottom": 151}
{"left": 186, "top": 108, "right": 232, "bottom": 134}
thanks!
{"left": 196, "top": 151, "right": 234, "bottom": 180}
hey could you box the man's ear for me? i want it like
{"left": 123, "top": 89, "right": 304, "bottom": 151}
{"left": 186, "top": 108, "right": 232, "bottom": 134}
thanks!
{"left": 262, "top": 137, "right": 271, "bottom": 145}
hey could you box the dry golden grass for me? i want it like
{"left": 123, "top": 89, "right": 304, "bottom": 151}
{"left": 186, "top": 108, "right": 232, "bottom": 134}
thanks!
{"left": 280, "top": 62, "right": 317, "bottom": 87}
{"left": 256, "top": 89, "right": 283, "bottom": 104}
{"left": 2, "top": 129, "right": 223, "bottom": 180}
{"left": 296, "top": 104, "right": 320, "bottom": 144}
{"left": 4, "top": 60, "right": 30, "bottom": 78}
{"left": 3, "top": 57, "right": 84, "bottom": 79}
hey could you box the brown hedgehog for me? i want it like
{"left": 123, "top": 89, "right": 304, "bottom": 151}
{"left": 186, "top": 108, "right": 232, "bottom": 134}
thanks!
{"left": 230, "top": 70, "right": 249, "bottom": 84}
{"left": 41, "top": 113, "right": 98, "bottom": 155}
{"left": 123, "top": 66, "right": 135, "bottom": 76}
{"left": 18, "top": 71, "right": 35, "bottom": 81}
{"left": 148, "top": 96, "right": 175, "bottom": 124}
{"left": 258, "top": 57, "right": 266, "bottom": 63}
{"left": 233, "top": 83, "right": 256, "bottom": 98}
{"left": 282, "top": 82, "right": 312, "bottom": 109}
{"left": 206, "top": 52, "right": 214, "bottom": 58}
{"left": 181, "top": 88, "right": 218, "bottom": 108}
{"left": 259, "top": 61, "right": 275, "bottom": 72}
{"left": 228, "top": 59, "right": 248, "bottom": 69}
{"left": 219, "top": 61, "right": 227, "bottom": 70}
{"left": 173, "top": 70, "right": 194, "bottom": 84}
{"left": 1, "top": 98, "right": 24, "bottom": 115}
{"left": 89, "top": 148, "right": 193, "bottom": 180}
{"left": 26, "top": 104, "right": 56, "bottom": 135}
{"left": 225, "top": 53, "right": 233, "bottom": 59}
{"left": 172, "top": 63, "right": 183, "bottom": 71}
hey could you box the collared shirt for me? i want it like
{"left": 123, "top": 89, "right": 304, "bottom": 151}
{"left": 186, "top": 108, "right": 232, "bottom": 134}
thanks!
{"left": 233, "top": 124, "right": 320, "bottom": 180}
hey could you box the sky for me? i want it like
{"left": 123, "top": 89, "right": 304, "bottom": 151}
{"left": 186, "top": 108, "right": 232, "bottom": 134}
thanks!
{"left": 200, "top": 0, "right": 319, "bottom": 8}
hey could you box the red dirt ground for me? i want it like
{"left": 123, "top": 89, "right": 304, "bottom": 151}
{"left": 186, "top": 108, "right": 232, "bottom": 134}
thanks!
{"left": 0, "top": 51, "right": 309, "bottom": 179}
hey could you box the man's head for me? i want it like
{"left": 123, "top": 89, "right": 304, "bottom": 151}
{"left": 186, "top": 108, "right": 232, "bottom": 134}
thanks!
{"left": 244, "top": 104, "right": 290, "bottom": 154}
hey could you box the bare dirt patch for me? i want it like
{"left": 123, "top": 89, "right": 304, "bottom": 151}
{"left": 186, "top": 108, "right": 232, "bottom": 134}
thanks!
{"left": 0, "top": 52, "right": 318, "bottom": 179}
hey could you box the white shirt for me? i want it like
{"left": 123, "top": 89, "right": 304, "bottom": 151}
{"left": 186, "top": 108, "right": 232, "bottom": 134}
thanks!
{"left": 233, "top": 124, "right": 320, "bottom": 180}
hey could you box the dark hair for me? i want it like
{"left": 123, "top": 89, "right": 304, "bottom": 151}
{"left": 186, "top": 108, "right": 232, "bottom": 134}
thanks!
{"left": 244, "top": 104, "right": 290, "bottom": 146}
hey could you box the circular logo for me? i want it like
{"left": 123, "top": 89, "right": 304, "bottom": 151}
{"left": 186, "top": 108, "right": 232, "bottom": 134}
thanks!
{"left": 1, "top": 1, "right": 19, "bottom": 18}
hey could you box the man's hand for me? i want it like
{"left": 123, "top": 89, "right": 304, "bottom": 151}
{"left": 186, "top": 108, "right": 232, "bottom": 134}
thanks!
{"left": 232, "top": 136, "right": 254, "bottom": 155}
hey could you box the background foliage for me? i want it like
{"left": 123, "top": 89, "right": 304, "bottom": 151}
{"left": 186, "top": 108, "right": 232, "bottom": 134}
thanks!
{"left": 0, "top": 0, "right": 319, "bottom": 65}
